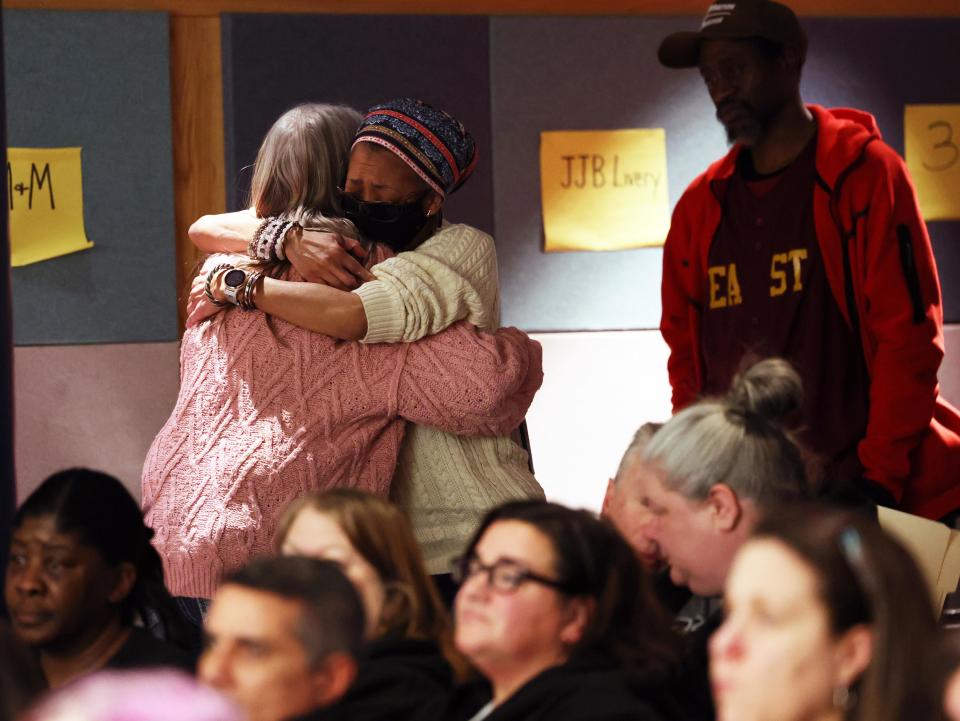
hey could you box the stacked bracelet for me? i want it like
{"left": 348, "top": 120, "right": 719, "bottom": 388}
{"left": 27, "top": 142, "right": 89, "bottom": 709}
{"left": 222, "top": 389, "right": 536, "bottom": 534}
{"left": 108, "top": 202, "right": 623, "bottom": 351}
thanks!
{"left": 238, "top": 269, "right": 264, "bottom": 311}
{"left": 248, "top": 217, "right": 300, "bottom": 262}
{"left": 204, "top": 263, "right": 262, "bottom": 310}
{"left": 204, "top": 263, "right": 233, "bottom": 307}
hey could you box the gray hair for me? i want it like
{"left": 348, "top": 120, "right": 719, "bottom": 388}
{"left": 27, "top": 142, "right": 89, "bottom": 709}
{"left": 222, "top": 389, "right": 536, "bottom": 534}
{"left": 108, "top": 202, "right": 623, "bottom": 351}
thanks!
{"left": 642, "top": 358, "right": 808, "bottom": 507}
{"left": 250, "top": 102, "right": 361, "bottom": 236}
{"left": 614, "top": 422, "right": 663, "bottom": 482}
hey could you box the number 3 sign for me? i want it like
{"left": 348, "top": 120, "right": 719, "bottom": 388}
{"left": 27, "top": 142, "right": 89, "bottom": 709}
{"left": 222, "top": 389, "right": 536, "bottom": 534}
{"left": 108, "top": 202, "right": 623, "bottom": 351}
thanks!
{"left": 905, "top": 104, "right": 960, "bottom": 221}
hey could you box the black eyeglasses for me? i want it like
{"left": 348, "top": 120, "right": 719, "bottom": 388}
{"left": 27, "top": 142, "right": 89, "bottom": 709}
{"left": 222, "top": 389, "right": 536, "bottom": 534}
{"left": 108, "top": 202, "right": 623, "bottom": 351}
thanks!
{"left": 450, "top": 555, "right": 572, "bottom": 594}
{"left": 336, "top": 188, "right": 425, "bottom": 222}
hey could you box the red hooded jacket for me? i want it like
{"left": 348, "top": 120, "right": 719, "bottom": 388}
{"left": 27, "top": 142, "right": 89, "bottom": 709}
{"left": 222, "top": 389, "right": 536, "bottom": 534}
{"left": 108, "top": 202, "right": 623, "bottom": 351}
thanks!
{"left": 661, "top": 104, "right": 960, "bottom": 519}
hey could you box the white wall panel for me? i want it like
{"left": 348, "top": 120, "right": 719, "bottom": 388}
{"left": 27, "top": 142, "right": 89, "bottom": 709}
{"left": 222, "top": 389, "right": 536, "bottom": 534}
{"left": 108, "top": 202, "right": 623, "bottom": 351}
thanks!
{"left": 14, "top": 341, "right": 181, "bottom": 503}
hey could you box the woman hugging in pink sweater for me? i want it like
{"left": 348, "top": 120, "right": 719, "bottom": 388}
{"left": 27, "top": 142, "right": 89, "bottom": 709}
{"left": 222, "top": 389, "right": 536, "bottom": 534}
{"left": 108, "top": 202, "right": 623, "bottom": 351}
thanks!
{"left": 141, "top": 103, "right": 542, "bottom": 601}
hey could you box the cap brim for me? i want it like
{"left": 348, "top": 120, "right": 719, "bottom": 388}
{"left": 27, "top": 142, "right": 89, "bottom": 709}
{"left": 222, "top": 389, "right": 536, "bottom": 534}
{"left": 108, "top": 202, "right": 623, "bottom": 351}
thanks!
{"left": 657, "top": 31, "right": 705, "bottom": 69}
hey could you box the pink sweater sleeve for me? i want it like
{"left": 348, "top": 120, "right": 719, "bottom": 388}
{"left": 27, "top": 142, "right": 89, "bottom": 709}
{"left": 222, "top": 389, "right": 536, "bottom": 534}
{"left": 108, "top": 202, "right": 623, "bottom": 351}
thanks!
{"left": 393, "top": 321, "right": 543, "bottom": 437}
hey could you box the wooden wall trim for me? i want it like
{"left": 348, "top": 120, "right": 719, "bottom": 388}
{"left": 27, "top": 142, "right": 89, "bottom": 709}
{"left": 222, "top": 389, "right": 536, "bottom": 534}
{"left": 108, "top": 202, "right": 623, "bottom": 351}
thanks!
{"left": 169, "top": 14, "right": 226, "bottom": 330}
{"left": 5, "top": 0, "right": 960, "bottom": 16}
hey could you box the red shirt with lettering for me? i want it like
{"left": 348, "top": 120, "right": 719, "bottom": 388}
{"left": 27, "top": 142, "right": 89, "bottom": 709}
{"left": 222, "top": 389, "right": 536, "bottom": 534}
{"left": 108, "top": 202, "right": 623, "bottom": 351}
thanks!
{"left": 699, "top": 134, "right": 869, "bottom": 480}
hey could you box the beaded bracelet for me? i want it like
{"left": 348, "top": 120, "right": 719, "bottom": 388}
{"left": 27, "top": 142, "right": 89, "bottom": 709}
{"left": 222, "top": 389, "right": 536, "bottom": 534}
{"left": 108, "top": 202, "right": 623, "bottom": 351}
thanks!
{"left": 269, "top": 219, "right": 297, "bottom": 261}
{"left": 248, "top": 219, "right": 271, "bottom": 260}
{"left": 204, "top": 263, "right": 233, "bottom": 307}
{"left": 249, "top": 217, "right": 300, "bottom": 262}
{"left": 252, "top": 218, "right": 276, "bottom": 261}
{"left": 265, "top": 220, "right": 285, "bottom": 260}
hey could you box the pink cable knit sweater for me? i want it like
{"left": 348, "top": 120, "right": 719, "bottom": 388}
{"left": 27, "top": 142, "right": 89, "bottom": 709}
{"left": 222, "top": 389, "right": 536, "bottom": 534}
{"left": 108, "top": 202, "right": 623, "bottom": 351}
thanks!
{"left": 142, "top": 257, "right": 542, "bottom": 599}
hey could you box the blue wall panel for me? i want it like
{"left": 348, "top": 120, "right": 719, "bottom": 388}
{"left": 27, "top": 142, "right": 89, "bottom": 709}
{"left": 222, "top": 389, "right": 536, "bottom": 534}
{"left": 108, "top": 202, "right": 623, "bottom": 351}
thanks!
{"left": 5, "top": 10, "right": 177, "bottom": 345}
{"left": 222, "top": 14, "right": 494, "bottom": 235}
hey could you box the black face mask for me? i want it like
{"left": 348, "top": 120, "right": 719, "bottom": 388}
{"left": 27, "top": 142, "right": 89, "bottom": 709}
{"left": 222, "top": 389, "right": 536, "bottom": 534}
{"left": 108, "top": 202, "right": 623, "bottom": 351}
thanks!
{"left": 339, "top": 191, "right": 433, "bottom": 252}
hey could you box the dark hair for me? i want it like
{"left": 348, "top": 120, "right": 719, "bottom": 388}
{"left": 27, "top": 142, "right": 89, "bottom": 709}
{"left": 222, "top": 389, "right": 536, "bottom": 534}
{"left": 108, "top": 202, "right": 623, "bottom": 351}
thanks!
{"left": 225, "top": 556, "right": 364, "bottom": 666}
{"left": 754, "top": 506, "right": 941, "bottom": 721}
{"left": 13, "top": 468, "right": 193, "bottom": 651}
{"left": 463, "top": 500, "right": 683, "bottom": 684}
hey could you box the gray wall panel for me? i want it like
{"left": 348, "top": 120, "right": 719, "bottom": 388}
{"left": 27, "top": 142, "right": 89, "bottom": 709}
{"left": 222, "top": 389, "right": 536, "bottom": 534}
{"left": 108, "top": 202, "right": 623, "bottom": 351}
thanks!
{"left": 491, "top": 16, "right": 728, "bottom": 331}
{"left": 4, "top": 10, "right": 177, "bottom": 345}
{"left": 222, "top": 14, "right": 494, "bottom": 235}
{"left": 491, "top": 16, "right": 960, "bottom": 331}
{"left": 801, "top": 18, "right": 960, "bottom": 325}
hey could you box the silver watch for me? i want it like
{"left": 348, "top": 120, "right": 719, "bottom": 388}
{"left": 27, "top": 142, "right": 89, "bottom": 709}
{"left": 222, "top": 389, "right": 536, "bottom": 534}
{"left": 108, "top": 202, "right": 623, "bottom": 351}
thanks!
{"left": 222, "top": 268, "right": 247, "bottom": 306}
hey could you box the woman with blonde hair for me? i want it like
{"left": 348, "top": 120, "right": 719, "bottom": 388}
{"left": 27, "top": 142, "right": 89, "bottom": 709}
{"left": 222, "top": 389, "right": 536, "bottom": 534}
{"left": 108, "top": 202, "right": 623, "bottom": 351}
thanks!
{"left": 275, "top": 489, "right": 466, "bottom": 721}
{"left": 142, "top": 102, "right": 542, "bottom": 608}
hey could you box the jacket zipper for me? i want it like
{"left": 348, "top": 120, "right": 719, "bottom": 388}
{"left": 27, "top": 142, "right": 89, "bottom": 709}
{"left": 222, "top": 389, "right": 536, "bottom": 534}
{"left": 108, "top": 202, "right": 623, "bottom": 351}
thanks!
{"left": 897, "top": 224, "right": 926, "bottom": 324}
{"left": 827, "top": 138, "right": 876, "bottom": 342}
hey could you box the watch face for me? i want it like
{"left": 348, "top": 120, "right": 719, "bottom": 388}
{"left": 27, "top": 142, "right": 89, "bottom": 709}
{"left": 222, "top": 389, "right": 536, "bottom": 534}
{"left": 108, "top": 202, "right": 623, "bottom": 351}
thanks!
{"left": 224, "top": 269, "right": 246, "bottom": 288}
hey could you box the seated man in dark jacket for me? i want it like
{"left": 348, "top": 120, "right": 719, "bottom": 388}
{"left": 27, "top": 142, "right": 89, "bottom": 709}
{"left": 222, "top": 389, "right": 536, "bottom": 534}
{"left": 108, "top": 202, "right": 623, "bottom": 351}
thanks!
{"left": 198, "top": 557, "right": 363, "bottom": 721}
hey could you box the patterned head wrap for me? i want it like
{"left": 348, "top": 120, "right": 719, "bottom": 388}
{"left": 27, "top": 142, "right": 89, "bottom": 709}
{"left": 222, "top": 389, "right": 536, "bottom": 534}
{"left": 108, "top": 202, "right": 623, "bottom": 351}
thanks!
{"left": 353, "top": 98, "right": 478, "bottom": 197}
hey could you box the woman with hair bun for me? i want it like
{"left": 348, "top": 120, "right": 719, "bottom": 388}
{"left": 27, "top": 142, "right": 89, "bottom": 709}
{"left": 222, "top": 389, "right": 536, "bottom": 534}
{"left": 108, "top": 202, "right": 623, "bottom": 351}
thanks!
{"left": 712, "top": 505, "right": 943, "bottom": 721}
{"left": 619, "top": 357, "right": 811, "bottom": 721}
{"left": 5, "top": 469, "right": 194, "bottom": 689}
{"left": 638, "top": 356, "right": 810, "bottom": 597}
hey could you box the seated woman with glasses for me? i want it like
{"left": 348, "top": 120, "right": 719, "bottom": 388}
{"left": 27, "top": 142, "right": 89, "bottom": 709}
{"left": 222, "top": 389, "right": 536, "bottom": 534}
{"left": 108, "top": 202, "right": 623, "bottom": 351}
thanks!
{"left": 274, "top": 489, "right": 468, "bottom": 721}
{"left": 710, "top": 505, "right": 942, "bottom": 721}
{"left": 187, "top": 98, "right": 543, "bottom": 596}
{"left": 419, "top": 500, "right": 685, "bottom": 721}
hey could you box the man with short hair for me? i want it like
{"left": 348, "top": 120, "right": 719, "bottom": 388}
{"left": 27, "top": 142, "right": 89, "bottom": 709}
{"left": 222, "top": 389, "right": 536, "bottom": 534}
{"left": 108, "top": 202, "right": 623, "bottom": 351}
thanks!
{"left": 601, "top": 422, "right": 664, "bottom": 572}
{"left": 658, "top": 0, "right": 960, "bottom": 520}
{"left": 199, "top": 557, "right": 364, "bottom": 721}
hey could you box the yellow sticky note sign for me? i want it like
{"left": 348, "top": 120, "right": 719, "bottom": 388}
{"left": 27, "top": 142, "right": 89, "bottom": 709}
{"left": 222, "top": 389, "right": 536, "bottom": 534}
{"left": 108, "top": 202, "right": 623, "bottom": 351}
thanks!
{"left": 540, "top": 129, "right": 669, "bottom": 252}
{"left": 904, "top": 105, "right": 960, "bottom": 221}
{"left": 8, "top": 147, "right": 93, "bottom": 266}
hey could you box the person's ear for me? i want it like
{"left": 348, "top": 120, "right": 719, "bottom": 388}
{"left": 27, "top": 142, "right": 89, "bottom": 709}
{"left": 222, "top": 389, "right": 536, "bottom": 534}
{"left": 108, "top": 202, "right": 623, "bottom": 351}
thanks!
{"left": 833, "top": 624, "right": 873, "bottom": 689}
{"left": 423, "top": 192, "right": 443, "bottom": 218}
{"left": 558, "top": 597, "right": 594, "bottom": 647}
{"left": 310, "top": 652, "right": 358, "bottom": 706}
{"left": 707, "top": 483, "right": 742, "bottom": 532}
{"left": 107, "top": 562, "right": 137, "bottom": 604}
{"left": 601, "top": 478, "right": 616, "bottom": 517}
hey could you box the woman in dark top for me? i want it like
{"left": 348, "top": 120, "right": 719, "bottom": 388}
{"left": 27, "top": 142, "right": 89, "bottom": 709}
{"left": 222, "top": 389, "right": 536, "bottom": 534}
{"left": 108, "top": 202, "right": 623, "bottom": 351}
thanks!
{"left": 4, "top": 468, "right": 194, "bottom": 689}
{"left": 275, "top": 489, "right": 467, "bottom": 721}
{"left": 1, "top": 621, "right": 45, "bottom": 721}
{"left": 424, "top": 500, "right": 686, "bottom": 721}
{"left": 712, "top": 506, "right": 944, "bottom": 721}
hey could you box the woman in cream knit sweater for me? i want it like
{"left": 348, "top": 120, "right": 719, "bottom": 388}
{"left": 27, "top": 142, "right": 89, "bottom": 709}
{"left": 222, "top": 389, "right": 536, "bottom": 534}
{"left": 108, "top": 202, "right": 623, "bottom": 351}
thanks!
{"left": 189, "top": 99, "right": 544, "bottom": 581}
{"left": 146, "top": 102, "right": 542, "bottom": 599}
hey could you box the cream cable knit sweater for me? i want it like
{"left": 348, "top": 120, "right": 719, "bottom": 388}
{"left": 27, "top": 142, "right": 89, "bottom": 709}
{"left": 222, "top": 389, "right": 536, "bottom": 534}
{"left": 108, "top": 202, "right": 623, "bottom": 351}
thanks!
{"left": 353, "top": 223, "right": 545, "bottom": 574}
{"left": 143, "top": 252, "right": 542, "bottom": 598}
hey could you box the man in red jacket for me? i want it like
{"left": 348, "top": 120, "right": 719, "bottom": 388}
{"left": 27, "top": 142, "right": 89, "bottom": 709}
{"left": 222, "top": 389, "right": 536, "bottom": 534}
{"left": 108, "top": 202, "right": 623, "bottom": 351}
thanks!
{"left": 657, "top": 0, "right": 960, "bottom": 520}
